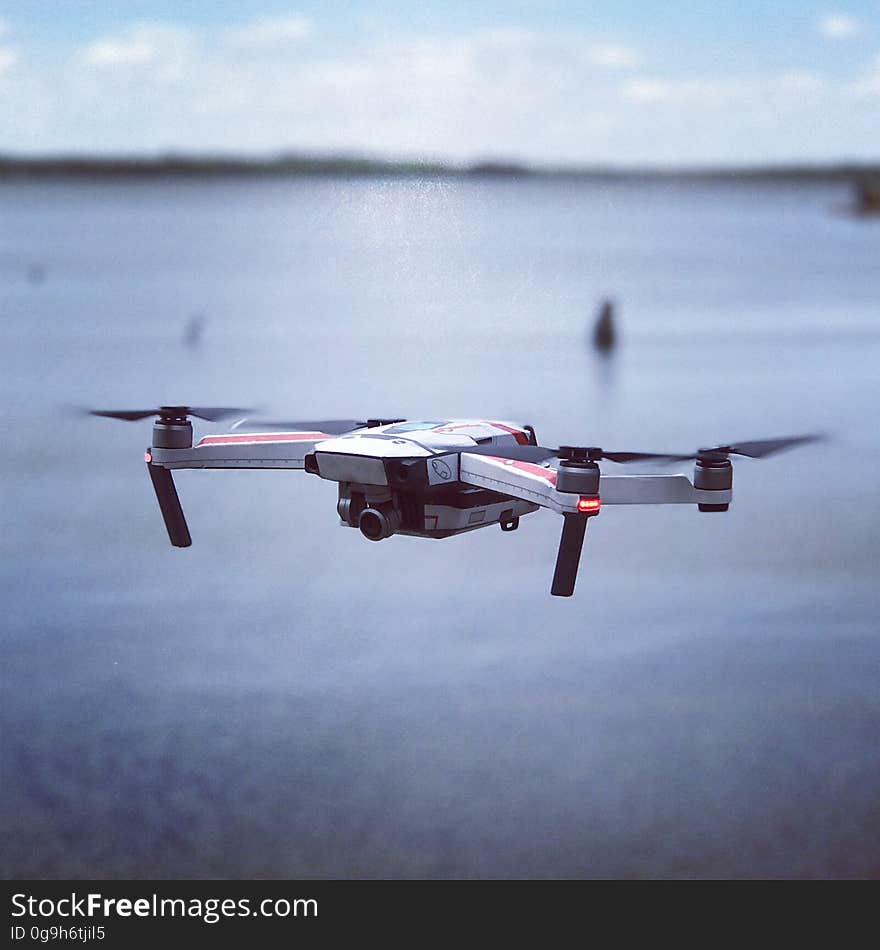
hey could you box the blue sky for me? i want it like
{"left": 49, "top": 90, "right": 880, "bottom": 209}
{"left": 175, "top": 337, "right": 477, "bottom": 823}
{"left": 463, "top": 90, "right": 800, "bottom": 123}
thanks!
{"left": 0, "top": 1, "right": 877, "bottom": 164}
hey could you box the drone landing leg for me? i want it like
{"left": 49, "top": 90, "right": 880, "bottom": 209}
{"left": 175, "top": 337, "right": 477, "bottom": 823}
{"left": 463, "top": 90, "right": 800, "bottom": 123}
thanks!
{"left": 147, "top": 462, "right": 192, "bottom": 547}
{"left": 550, "top": 513, "right": 589, "bottom": 597}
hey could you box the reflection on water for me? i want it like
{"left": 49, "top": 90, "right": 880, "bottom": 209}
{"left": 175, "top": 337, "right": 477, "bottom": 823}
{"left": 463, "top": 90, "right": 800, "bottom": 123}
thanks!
{"left": 1, "top": 177, "right": 878, "bottom": 878}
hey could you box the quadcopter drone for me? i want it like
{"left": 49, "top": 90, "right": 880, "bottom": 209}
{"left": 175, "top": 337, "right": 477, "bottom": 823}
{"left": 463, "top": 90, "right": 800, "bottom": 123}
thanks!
{"left": 89, "top": 406, "right": 819, "bottom": 596}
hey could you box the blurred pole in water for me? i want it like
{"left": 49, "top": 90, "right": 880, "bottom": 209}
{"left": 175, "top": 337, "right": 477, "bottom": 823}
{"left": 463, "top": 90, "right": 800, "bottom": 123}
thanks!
{"left": 593, "top": 298, "right": 616, "bottom": 352}
{"left": 184, "top": 313, "right": 206, "bottom": 348}
{"left": 591, "top": 297, "right": 618, "bottom": 400}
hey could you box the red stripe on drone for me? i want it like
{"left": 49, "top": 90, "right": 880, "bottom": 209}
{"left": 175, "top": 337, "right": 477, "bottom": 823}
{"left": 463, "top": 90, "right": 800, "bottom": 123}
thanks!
{"left": 484, "top": 457, "right": 557, "bottom": 486}
{"left": 489, "top": 422, "right": 531, "bottom": 445}
{"left": 197, "top": 432, "right": 330, "bottom": 446}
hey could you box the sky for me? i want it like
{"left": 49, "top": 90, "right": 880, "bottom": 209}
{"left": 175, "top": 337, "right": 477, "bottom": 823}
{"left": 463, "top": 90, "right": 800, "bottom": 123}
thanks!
{"left": 0, "top": 1, "right": 878, "bottom": 166}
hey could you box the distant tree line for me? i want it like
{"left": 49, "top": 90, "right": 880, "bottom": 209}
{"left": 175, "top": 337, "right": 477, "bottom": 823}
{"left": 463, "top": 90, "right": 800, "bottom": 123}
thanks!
{"left": 0, "top": 153, "right": 877, "bottom": 182}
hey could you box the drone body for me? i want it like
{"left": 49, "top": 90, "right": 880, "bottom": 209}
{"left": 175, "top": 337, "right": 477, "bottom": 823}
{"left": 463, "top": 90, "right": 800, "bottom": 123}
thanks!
{"left": 91, "top": 407, "right": 818, "bottom": 596}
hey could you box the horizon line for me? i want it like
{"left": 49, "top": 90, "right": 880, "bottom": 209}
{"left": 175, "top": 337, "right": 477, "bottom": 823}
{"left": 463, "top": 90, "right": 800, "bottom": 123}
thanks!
{"left": 1, "top": 151, "right": 878, "bottom": 181}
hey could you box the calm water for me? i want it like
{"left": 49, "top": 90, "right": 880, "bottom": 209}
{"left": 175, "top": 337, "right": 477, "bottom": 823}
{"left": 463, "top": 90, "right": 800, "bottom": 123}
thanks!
{"left": 1, "top": 177, "right": 878, "bottom": 878}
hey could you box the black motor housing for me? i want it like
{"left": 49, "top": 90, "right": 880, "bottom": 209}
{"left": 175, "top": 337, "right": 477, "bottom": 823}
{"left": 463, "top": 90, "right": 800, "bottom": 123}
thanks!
{"left": 694, "top": 456, "right": 732, "bottom": 512}
{"left": 555, "top": 450, "right": 600, "bottom": 495}
{"left": 152, "top": 420, "right": 193, "bottom": 449}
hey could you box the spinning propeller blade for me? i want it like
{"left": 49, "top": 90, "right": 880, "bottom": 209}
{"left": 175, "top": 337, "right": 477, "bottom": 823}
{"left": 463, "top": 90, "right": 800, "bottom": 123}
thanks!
{"left": 698, "top": 434, "right": 825, "bottom": 459}
{"left": 89, "top": 409, "right": 163, "bottom": 421}
{"left": 187, "top": 407, "right": 256, "bottom": 422}
{"left": 86, "top": 406, "right": 255, "bottom": 422}
{"left": 643, "top": 433, "right": 826, "bottom": 462}
{"left": 240, "top": 418, "right": 406, "bottom": 433}
{"left": 461, "top": 434, "right": 823, "bottom": 465}
{"left": 460, "top": 444, "right": 682, "bottom": 464}
{"left": 236, "top": 419, "right": 369, "bottom": 435}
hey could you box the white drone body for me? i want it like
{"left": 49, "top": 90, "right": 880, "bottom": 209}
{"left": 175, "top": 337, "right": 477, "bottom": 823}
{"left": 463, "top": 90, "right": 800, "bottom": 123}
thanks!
{"left": 90, "top": 407, "right": 816, "bottom": 596}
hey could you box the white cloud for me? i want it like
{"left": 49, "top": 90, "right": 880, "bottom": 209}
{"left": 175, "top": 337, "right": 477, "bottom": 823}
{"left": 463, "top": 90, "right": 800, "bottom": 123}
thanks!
{"left": 587, "top": 44, "right": 639, "bottom": 69}
{"left": 441, "top": 27, "right": 639, "bottom": 73}
{"left": 622, "top": 78, "right": 694, "bottom": 104}
{"left": 81, "top": 23, "right": 194, "bottom": 70}
{"left": 851, "top": 56, "right": 880, "bottom": 96}
{"left": 776, "top": 70, "right": 824, "bottom": 92}
{"left": 818, "top": 14, "right": 860, "bottom": 39}
{"left": 224, "top": 15, "right": 313, "bottom": 51}
{"left": 84, "top": 38, "right": 156, "bottom": 67}
{"left": 2, "top": 19, "right": 877, "bottom": 164}
{"left": 622, "top": 72, "right": 824, "bottom": 106}
{"left": 621, "top": 77, "right": 748, "bottom": 105}
{"left": 0, "top": 47, "right": 17, "bottom": 76}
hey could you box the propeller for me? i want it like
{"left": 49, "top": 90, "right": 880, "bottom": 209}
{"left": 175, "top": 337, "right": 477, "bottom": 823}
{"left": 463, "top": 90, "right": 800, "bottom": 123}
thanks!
{"left": 461, "top": 434, "right": 823, "bottom": 465}
{"left": 460, "top": 443, "right": 683, "bottom": 464}
{"left": 87, "top": 405, "right": 254, "bottom": 422}
{"left": 662, "top": 434, "right": 825, "bottom": 462}
{"left": 237, "top": 418, "right": 406, "bottom": 434}
{"left": 235, "top": 419, "right": 370, "bottom": 435}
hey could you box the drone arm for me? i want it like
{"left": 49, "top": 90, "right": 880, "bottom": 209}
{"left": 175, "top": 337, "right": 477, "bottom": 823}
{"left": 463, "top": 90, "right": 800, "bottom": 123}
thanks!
{"left": 458, "top": 452, "right": 573, "bottom": 512}
{"left": 597, "top": 474, "right": 719, "bottom": 505}
{"left": 459, "top": 454, "right": 730, "bottom": 508}
{"left": 148, "top": 432, "right": 334, "bottom": 470}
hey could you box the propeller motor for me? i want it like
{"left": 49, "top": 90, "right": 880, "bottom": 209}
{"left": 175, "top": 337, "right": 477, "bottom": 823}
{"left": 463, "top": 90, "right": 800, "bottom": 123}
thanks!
{"left": 86, "top": 405, "right": 255, "bottom": 448}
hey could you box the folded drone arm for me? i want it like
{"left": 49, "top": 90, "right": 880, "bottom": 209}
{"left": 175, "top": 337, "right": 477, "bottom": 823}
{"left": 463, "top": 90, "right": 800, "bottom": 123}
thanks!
{"left": 457, "top": 453, "right": 719, "bottom": 511}
{"left": 458, "top": 453, "right": 574, "bottom": 512}
{"left": 148, "top": 431, "right": 333, "bottom": 470}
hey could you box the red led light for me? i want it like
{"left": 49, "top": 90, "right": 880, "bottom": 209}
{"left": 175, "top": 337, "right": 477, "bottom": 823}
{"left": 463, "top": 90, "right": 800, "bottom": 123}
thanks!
{"left": 144, "top": 451, "right": 152, "bottom": 463}
{"left": 577, "top": 496, "right": 600, "bottom": 514}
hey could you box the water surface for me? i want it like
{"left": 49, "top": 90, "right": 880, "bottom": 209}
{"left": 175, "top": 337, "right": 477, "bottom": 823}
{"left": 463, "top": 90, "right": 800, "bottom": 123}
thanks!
{"left": 1, "top": 176, "right": 878, "bottom": 877}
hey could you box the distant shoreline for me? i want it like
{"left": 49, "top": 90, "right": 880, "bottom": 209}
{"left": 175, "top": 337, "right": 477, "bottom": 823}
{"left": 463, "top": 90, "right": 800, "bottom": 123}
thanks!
{"left": 0, "top": 153, "right": 877, "bottom": 182}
